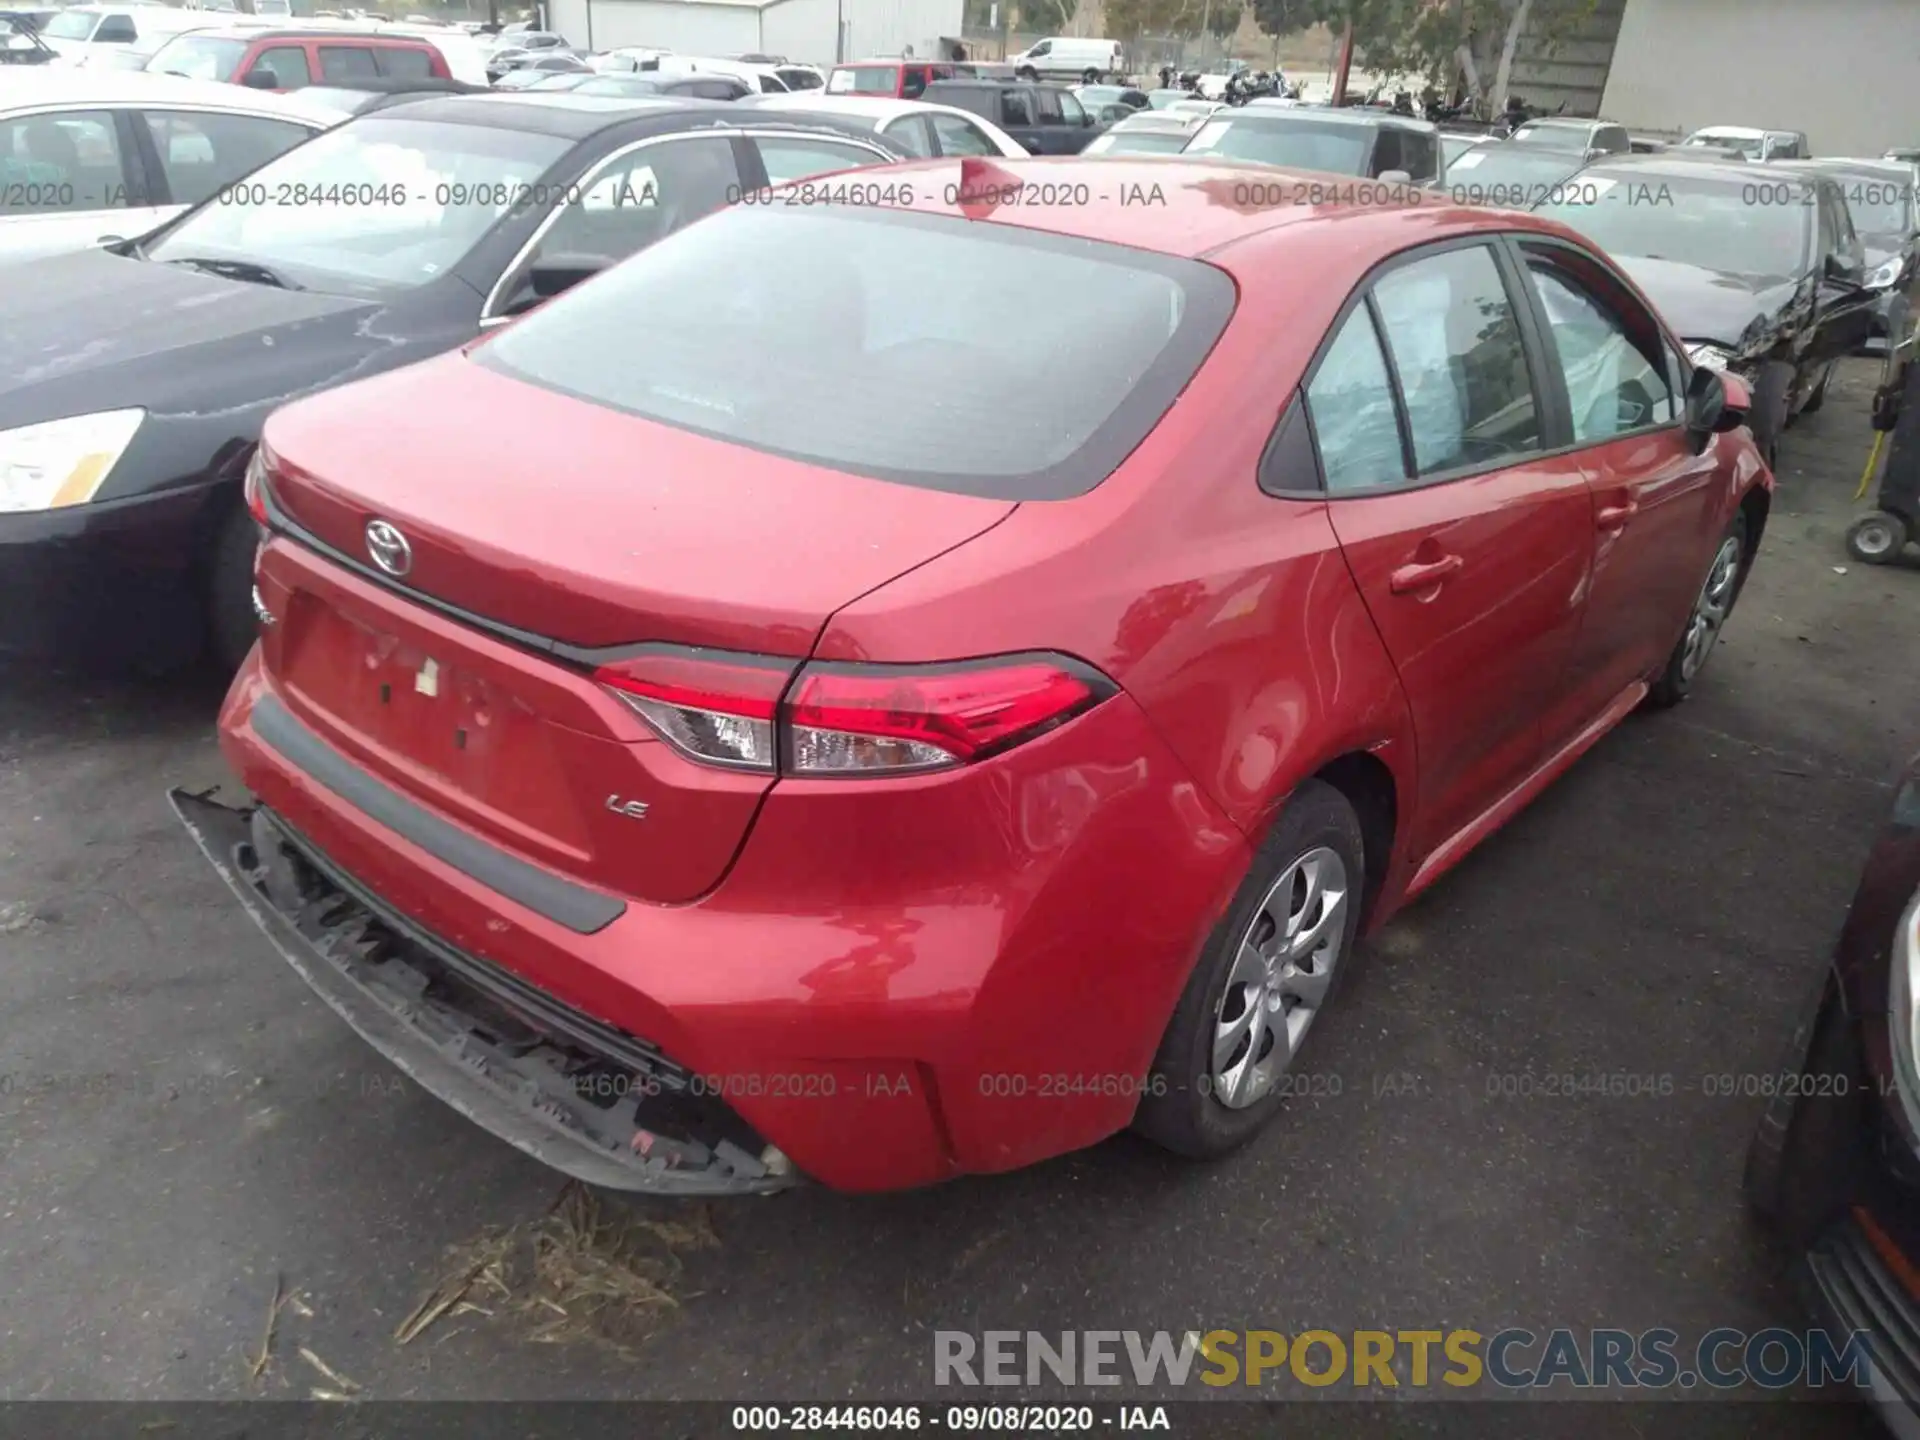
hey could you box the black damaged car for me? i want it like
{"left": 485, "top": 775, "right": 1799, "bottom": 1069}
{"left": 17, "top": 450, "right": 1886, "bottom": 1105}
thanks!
{"left": 0, "top": 94, "right": 906, "bottom": 671}
{"left": 1533, "top": 156, "right": 1878, "bottom": 467}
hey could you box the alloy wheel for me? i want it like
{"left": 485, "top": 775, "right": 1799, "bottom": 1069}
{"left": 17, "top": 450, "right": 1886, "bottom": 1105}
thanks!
{"left": 1679, "top": 535, "right": 1743, "bottom": 682}
{"left": 1210, "top": 846, "right": 1349, "bottom": 1109}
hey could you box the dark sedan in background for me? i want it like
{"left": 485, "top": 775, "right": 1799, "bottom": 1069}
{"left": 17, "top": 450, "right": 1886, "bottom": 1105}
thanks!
{"left": 1747, "top": 750, "right": 1920, "bottom": 1433}
{"left": 0, "top": 96, "right": 906, "bottom": 672}
{"left": 1776, "top": 157, "right": 1920, "bottom": 349}
{"left": 1534, "top": 157, "right": 1877, "bottom": 466}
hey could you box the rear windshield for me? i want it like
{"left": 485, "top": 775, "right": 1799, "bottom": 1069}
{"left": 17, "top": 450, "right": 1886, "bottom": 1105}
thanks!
{"left": 148, "top": 32, "right": 248, "bottom": 81}
{"left": 829, "top": 64, "right": 896, "bottom": 94}
{"left": 476, "top": 206, "right": 1235, "bottom": 499}
{"left": 1184, "top": 115, "right": 1370, "bottom": 173}
{"left": 1089, "top": 131, "right": 1189, "bottom": 155}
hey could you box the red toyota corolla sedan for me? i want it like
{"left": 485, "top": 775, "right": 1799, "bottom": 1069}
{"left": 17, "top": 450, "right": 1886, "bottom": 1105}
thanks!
{"left": 174, "top": 158, "right": 1773, "bottom": 1195}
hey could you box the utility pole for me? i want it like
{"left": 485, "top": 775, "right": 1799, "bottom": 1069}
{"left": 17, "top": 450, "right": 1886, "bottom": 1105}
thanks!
{"left": 1329, "top": 17, "right": 1352, "bottom": 105}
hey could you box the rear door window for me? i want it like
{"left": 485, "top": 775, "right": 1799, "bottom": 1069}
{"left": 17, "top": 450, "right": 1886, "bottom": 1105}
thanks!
{"left": 1034, "top": 88, "right": 1064, "bottom": 124}
{"left": 246, "top": 45, "right": 311, "bottom": 87}
{"left": 377, "top": 45, "right": 435, "bottom": 78}
{"left": 1371, "top": 245, "right": 1542, "bottom": 475}
{"left": 318, "top": 45, "right": 378, "bottom": 81}
{"left": 1000, "top": 90, "right": 1035, "bottom": 127}
{"left": 901, "top": 64, "right": 928, "bottom": 98}
{"left": 139, "top": 109, "right": 313, "bottom": 206}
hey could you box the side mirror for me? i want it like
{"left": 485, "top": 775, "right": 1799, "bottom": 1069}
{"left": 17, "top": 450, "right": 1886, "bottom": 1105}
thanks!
{"left": 528, "top": 252, "right": 608, "bottom": 299}
{"left": 241, "top": 68, "right": 279, "bottom": 88}
{"left": 1021, "top": 137, "right": 1042, "bottom": 154}
{"left": 1684, "top": 364, "right": 1743, "bottom": 450}
{"left": 1378, "top": 168, "right": 1411, "bottom": 185}
{"left": 1083, "top": 110, "right": 1095, "bottom": 126}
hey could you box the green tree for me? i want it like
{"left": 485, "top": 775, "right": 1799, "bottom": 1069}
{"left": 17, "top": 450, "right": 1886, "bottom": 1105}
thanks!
{"left": 1247, "top": 0, "right": 1600, "bottom": 111}
{"left": 1017, "top": 0, "right": 1078, "bottom": 33}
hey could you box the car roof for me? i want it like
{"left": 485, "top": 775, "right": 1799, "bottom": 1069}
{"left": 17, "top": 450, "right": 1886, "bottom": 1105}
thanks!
{"left": 1210, "top": 106, "right": 1438, "bottom": 134}
{"left": 861, "top": 155, "right": 1565, "bottom": 257}
{"left": 1108, "top": 112, "right": 1202, "bottom": 133}
{"left": 1586, "top": 155, "right": 1814, "bottom": 188}
{"left": 1775, "top": 156, "right": 1911, "bottom": 180}
{"left": 1515, "top": 116, "right": 1598, "bottom": 129}
{"left": 0, "top": 67, "right": 350, "bottom": 120}
{"left": 1687, "top": 125, "right": 1770, "bottom": 139}
{"left": 364, "top": 92, "right": 720, "bottom": 136}
{"left": 169, "top": 24, "right": 436, "bottom": 40}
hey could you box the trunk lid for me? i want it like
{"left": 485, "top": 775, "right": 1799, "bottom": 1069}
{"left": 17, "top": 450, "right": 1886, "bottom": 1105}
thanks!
{"left": 257, "top": 350, "right": 1015, "bottom": 904}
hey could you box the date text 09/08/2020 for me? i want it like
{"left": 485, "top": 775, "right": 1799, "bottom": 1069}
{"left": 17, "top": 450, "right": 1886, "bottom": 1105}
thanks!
{"left": 730, "top": 1406, "right": 1170, "bottom": 1432}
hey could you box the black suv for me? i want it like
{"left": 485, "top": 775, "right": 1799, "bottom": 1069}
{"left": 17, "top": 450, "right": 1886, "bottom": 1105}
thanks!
{"left": 922, "top": 78, "right": 1104, "bottom": 155}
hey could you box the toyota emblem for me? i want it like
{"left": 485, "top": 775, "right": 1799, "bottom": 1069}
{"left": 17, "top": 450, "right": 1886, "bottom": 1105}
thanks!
{"left": 364, "top": 519, "right": 412, "bottom": 578}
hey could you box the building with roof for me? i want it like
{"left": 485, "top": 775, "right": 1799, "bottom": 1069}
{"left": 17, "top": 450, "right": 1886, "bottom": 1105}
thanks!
{"left": 545, "top": 0, "right": 960, "bottom": 68}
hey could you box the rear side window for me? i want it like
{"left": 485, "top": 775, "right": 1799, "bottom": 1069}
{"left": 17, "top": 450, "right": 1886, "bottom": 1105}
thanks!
{"left": 477, "top": 206, "right": 1236, "bottom": 499}
{"left": 319, "top": 45, "right": 378, "bottom": 80}
{"left": 1305, "top": 306, "right": 1405, "bottom": 492}
{"left": 901, "top": 64, "right": 928, "bottom": 98}
{"left": 1001, "top": 90, "right": 1034, "bottom": 126}
{"left": 1371, "top": 245, "right": 1541, "bottom": 475}
{"left": 378, "top": 45, "right": 434, "bottom": 78}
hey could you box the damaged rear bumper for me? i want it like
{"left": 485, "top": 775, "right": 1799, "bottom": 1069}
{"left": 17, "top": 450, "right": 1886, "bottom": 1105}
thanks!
{"left": 171, "top": 788, "right": 798, "bottom": 1196}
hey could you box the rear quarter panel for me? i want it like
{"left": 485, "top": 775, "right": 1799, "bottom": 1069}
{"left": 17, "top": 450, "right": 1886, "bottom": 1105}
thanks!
{"left": 814, "top": 214, "right": 1423, "bottom": 921}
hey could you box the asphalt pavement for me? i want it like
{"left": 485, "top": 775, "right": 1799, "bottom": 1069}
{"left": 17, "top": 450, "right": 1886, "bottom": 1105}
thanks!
{"left": 0, "top": 362, "right": 1914, "bottom": 1434}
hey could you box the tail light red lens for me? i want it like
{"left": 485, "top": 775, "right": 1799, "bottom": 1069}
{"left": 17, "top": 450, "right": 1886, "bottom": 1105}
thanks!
{"left": 593, "top": 650, "right": 1115, "bottom": 778}
{"left": 787, "top": 661, "right": 1110, "bottom": 774}
{"left": 595, "top": 651, "right": 788, "bottom": 772}
{"left": 243, "top": 447, "right": 271, "bottom": 529}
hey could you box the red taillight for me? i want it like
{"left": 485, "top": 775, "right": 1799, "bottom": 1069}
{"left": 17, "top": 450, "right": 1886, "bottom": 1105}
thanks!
{"left": 787, "top": 661, "right": 1107, "bottom": 773}
{"left": 593, "top": 649, "right": 1114, "bottom": 777}
{"left": 595, "top": 650, "right": 789, "bottom": 772}
{"left": 243, "top": 447, "right": 271, "bottom": 528}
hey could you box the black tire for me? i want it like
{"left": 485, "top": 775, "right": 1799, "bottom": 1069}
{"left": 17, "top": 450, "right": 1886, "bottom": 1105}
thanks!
{"left": 1750, "top": 359, "right": 1793, "bottom": 469}
{"left": 1016, "top": 65, "right": 1037, "bottom": 82}
{"left": 206, "top": 499, "right": 261, "bottom": 673}
{"left": 1744, "top": 974, "right": 1867, "bottom": 1249}
{"left": 1081, "top": 67, "right": 1099, "bottom": 84}
{"left": 1646, "top": 509, "right": 1748, "bottom": 709}
{"left": 1133, "top": 779, "right": 1365, "bottom": 1159}
{"left": 1847, "top": 510, "right": 1907, "bottom": 565}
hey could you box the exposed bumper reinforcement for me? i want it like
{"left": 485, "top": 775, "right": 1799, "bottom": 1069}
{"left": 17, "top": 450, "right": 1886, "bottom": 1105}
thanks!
{"left": 171, "top": 786, "right": 798, "bottom": 1196}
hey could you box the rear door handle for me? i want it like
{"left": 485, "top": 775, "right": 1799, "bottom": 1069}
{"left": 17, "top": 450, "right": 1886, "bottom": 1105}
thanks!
{"left": 1596, "top": 499, "right": 1639, "bottom": 529}
{"left": 1389, "top": 553, "right": 1464, "bottom": 593}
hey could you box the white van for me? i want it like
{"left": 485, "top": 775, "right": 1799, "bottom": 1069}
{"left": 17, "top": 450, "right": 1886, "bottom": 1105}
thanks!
{"left": 1008, "top": 36, "right": 1122, "bottom": 83}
